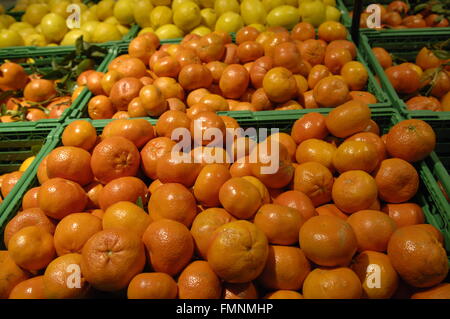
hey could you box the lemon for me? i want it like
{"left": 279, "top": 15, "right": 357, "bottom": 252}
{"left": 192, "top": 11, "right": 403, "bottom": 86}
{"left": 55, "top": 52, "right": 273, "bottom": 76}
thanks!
{"left": 200, "top": 8, "right": 216, "bottom": 29}
{"left": 214, "top": 0, "right": 240, "bottom": 16}
{"left": 191, "top": 25, "right": 211, "bottom": 36}
{"left": 134, "top": 0, "right": 153, "bottom": 28}
{"left": 114, "top": 0, "right": 135, "bottom": 25}
{"left": 23, "top": 3, "right": 49, "bottom": 26}
{"left": 35, "top": 24, "right": 42, "bottom": 33}
{"left": 81, "top": 20, "right": 100, "bottom": 35}
{"left": 9, "top": 22, "right": 34, "bottom": 32}
{"left": 300, "top": 0, "right": 326, "bottom": 27}
{"left": 199, "top": 0, "right": 214, "bottom": 8}
{"left": 104, "top": 16, "right": 119, "bottom": 25}
{"left": 266, "top": 5, "right": 299, "bottom": 29}
{"left": 150, "top": 6, "right": 173, "bottom": 29}
{"left": 0, "top": 29, "right": 25, "bottom": 47}
{"left": 241, "top": 0, "right": 267, "bottom": 25}
{"left": 24, "top": 33, "right": 47, "bottom": 46}
{"left": 248, "top": 23, "right": 266, "bottom": 32}
{"left": 18, "top": 27, "right": 37, "bottom": 39}
{"left": 173, "top": 2, "right": 201, "bottom": 32}
{"left": 81, "top": 9, "right": 98, "bottom": 23}
{"left": 0, "top": 21, "right": 5, "bottom": 30}
{"left": 47, "top": 43, "right": 58, "bottom": 46}
{"left": 215, "top": 12, "right": 243, "bottom": 33}
{"left": 155, "top": 24, "right": 184, "bottom": 39}
{"left": 151, "top": 0, "right": 171, "bottom": 5}
{"left": 325, "top": 5, "right": 341, "bottom": 21}
{"left": 262, "top": 0, "right": 285, "bottom": 13}
{"left": 96, "top": 0, "right": 115, "bottom": 21}
{"left": 322, "top": 0, "right": 336, "bottom": 7}
{"left": 117, "top": 24, "right": 130, "bottom": 36}
{"left": 0, "top": 15, "right": 16, "bottom": 28}
{"left": 77, "top": 3, "right": 89, "bottom": 13}
{"left": 138, "top": 27, "right": 155, "bottom": 35}
{"left": 285, "top": 0, "right": 298, "bottom": 5}
{"left": 92, "top": 22, "right": 122, "bottom": 42}
{"left": 51, "top": 0, "right": 71, "bottom": 18}
{"left": 172, "top": 0, "right": 200, "bottom": 11}
{"left": 41, "top": 13, "right": 68, "bottom": 42}
{"left": 19, "top": 156, "right": 36, "bottom": 172}
{"left": 61, "top": 29, "right": 91, "bottom": 45}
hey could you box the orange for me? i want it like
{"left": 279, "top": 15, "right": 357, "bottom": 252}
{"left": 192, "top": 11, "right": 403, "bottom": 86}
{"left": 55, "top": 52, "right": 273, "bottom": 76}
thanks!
{"left": 291, "top": 112, "right": 328, "bottom": 144}
{"left": 262, "top": 67, "right": 297, "bottom": 103}
{"left": 411, "top": 284, "right": 450, "bottom": 299}
{"left": 148, "top": 183, "right": 197, "bottom": 227}
{"left": 374, "top": 158, "right": 419, "bottom": 203}
{"left": 325, "top": 100, "right": 372, "bottom": 138}
{"left": 115, "top": 57, "right": 147, "bottom": 79}
{"left": 37, "top": 156, "right": 49, "bottom": 184}
{"left": 241, "top": 176, "right": 271, "bottom": 204}
{"left": 332, "top": 140, "right": 379, "bottom": 173}
{"left": 295, "top": 139, "right": 337, "bottom": 170}
{"left": 345, "top": 132, "right": 387, "bottom": 163}
{"left": 81, "top": 229, "right": 146, "bottom": 292}
{"left": 85, "top": 182, "right": 103, "bottom": 209}
{"left": 372, "top": 47, "right": 392, "bottom": 69}
{"left": 303, "top": 267, "right": 362, "bottom": 299}
{"left": 253, "top": 204, "right": 305, "bottom": 245}
{"left": 101, "top": 118, "right": 155, "bottom": 149}
{"left": 307, "top": 64, "right": 331, "bottom": 89}
{"left": 43, "top": 253, "right": 90, "bottom": 299}
{"left": 155, "top": 110, "right": 191, "bottom": 139}
{"left": 408, "top": 224, "right": 444, "bottom": 246}
{"left": 39, "top": 178, "right": 87, "bottom": 220}
{"left": 140, "top": 137, "right": 176, "bottom": 180}
{"left": 4, "top": 207, "right": 55, "bottom": 248}
{"left": 258, "top": 245, "right": 311, "bottom": 291}
{"left": 54, "top": 213, "right": 102, "bottom": 256}
{"left": 127, "top": 273, "right": 178, "bottom": 299}
{"left": 0, "top": 251, "right": 29, "bottom": 298}
{"left": 347, "top": 210, "right": 397, "bottom": 252}
{"left": 193, "top": 164, "right": 232, "bottom": 208}
{"left": 86, "top": 71, "right": 106, "bottom": 96}
{"left": 139, "top": 84, "right": 168, "bottom": 117}
{"left": 23, "top": 79, "right": 56, "bottom": 102}
{"left": 273, "top": 190, "right": 316, "bottom": 220}
{"left": 91, "top": 136, "right": 141, "bottom": 184}
{"left": 62, "top": 120, "right": 97, "bottom": 151}
{"left": 129, "top": 35, "right": 157, "bottom": 65}
{"left": 387, "top": 225, "right": 448, "bottom": 288}
{"left": 88, "top": 95, "right": 116, "bottom": 120}
{"left": 8, "top": 276, "right": 45, "bottom": 299}
{"left": 313, "top": 76, "right": 350, "bottom": 107}
{"left": 142, "top": 219, "right": 194, "bottom": 276}
{"left": 148, "top": 179, "right": 164, "bottom": 195}
{"left": 315, "top": 204, "right": 348, "bottom": 220}
{"left": 223, "top": 282, "right": 258, "bottom": 299}
{"left": 46, "top": 146, "right": 94, "bottom": 186}
{"left": 218, "top": 177, "right": 263, "bottom": 219}
{"left": 350, "top": 91, "right": 377, "bottom": 105}
{"left": 178, "top": 260, "right": 222, "bottom": 299}
{"left": 299, "top": 215, "right": 357, "bottom": 267}
{"left": 101, "top": 70, "right": 122, "bottom": 96}
{"left": 293, "top": 162, "right": 334, "bottom": 207}
{"left": 207, "top": 220, "right": 269, "bottom": 283}
{"left": 386, "top": 119, "right": 436, "bottom": 163}
{"left": 318, "top": 21, "right": 347, "bottom": 42}
{"left": 351, "top": 251, "right": 399, "bottom": 299}
{"left": 8, "top": 226, "right": 55, "bottom": 271}
{"left": 22, "top": 187, "right": 40, "bottom": 210}
{"left": 382, "top": 203, "right": 425, "bottom": 228}
{"left": 1, "top": 171, "right": 23, "bottom": 198}
{"left": 156, "top": 152, "right": 202, "bottom": 188}
{"left": 98, "top": 176, "right": 148, "bottom": 210}
{"left": 265, "top": 290, "right": 303, "bottom": 299}
{"left": 266, "top": 133, "right": 297, "bottom": 162}
{"left": 341, "top": 61, "right": 368, "bottom": 91}
{"left": 102, "top": 201, "right": 151, "bottom": 239}
{"left": 190, "top": 208, "right": 236, "bottom": 259}
{"left": 332, "top": 170, "right": 378, "bottom": 214}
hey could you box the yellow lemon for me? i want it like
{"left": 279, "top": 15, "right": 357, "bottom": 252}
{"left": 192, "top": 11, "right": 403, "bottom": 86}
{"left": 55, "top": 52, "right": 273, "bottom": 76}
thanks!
{"left": 150, "top": 6, "right": 173, "bottom": 29}
{"left": 241, "top": 0, "right": 267, "bottom": 25}
{"left": 91, "top": 22, "right": 122, "bottom": 42}
{"left": 151, "top": 0, "right": 171, "bottom": 5}
{"left": 173, "top": 1, "right": 201, "bottom": 32}
{"left": 81, "top": 9, "right": 98, "bottom": 23}
{"left": 191, "top": 25, "right": 211, "bottom": 36}
{"left": 96, "top": 0, "right": 115, "bottom": 21}
{"left": 0, "top": 15, "right": 16, "bottom": 28}
{"left": 0, "top": 29, "right": 25, "bottom": 47}
{"left": 262, "top": 0, "right": 285, "bottom": 13}
{"left": 51, "top": 0, "right": 71, "bottom": 18}
{"left": 300, "top": 0, "right": 326, "bottom": 27}
{"left": 133, "top": 0, "right": 153, "bottom": 28}
{"left": 172, "top": 0, "right": 200, "bottom": 11}
{"left": 23, "top": 3, "right": 49, "bottom": 26}
{"left": 200, "top": 8, "right": 216, "bottom": 29}
{"left": 61, "top": 29, "right": 91, "bottom": 45}
{"left": 117, "top": 24, "right": 130, "bottom": 36}
{"left": 138, "top": 27, "right": 155, "bottom": 36}
{"left": 24, "top": 33, "right": 47, "bottom": 46}
{"left": 155, "top": 24, "right": 184, "bottom": 39}
{"left": 80, "top": 20, "right": 100, "bottom": 35}
{"left": 19, "top": 156, "right": 36, "bottom": 172}
{"left": 266, "top": 5, "right": 300, "bottom": 29}
{"left": 323, "top": 0, "right": 336, "bottom": 7}
{"left": 248, "top": 23, "right": 266, "bottom": 32}
{"left": 104, "top": 16, "right": 119, "bottom": 25}
{"left": 41, "top": 13, "right": 68, "bottom": 42}
{"left": 325, "top": 5, "right": 341, "bottom": 21}
{"left": 199, "top": 0, "right": 214, "bottom": 8}
{"left": 113, "top": 0, "right": 135, "bottom": 25}
{"left": 215, "top": 12, "right": 243, "bottom": 33}
{"left": 9, "top": 22, "right": 34, "bottom": 32}
{"left": 214, "top": 0, "right": 240, "bottom": 16}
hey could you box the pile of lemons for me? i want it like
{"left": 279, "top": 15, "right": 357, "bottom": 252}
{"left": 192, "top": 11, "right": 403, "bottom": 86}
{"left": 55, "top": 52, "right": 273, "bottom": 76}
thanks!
{"left": 1, "top": 0, "right": 341, "bottom": 47}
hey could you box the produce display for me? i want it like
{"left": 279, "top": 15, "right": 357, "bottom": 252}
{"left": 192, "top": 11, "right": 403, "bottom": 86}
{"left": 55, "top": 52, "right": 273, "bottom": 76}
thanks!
{"left": 0, "top": 0, "right": 449, "bottom": 302}
{"left": 352, "top": 0, "right": 450, "bottom": 29}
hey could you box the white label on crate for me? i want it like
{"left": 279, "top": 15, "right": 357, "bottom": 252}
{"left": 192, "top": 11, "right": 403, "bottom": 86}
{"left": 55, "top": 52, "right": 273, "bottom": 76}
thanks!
{"left": 366, "top": 4, "right": 381, "bottom": 29}
{"left": 66, "top": 4, "right": 81, "bottom": 29}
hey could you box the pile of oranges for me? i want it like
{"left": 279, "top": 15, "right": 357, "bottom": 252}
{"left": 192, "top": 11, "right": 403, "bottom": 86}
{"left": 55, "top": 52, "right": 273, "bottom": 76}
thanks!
{"left": 355, "top": 1, "right": 449, "bottom": 29}
{"left": 0, "top": 61, "right": 77, "bottom": 123}
{"left": 0, "top": 95, "right": 448, "bottom": 299}
{"left": 79, "top": 21, "right": 379, "bottom": 120}
{"left": 371, "top": 46, "right": 450, "bottom": 112}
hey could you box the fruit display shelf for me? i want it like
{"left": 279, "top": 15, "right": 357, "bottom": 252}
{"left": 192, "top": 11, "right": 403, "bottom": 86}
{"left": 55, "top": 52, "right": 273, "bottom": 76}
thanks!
{"left": 358, "top": 29, "right": 450, "bottom": 174}
{"left": 0, "top": 44, "right": 114, "bottom": 128}
{"left": 1, "top": 107, "right": 449, "bottom": 264}
{"left": 0, "top": 121, "right": 63, "bottom": 219}
{"left": 340, "top": 0, "right": 450, "bottom": 32}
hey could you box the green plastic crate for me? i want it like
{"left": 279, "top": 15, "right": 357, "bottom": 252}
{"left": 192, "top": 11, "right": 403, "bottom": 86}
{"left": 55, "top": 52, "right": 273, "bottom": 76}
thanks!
{"left": 0, "top": 44, "right": 114, "bottom": 128}
{"left": 0, "top": 122, "right": 62, "bottom": 218}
